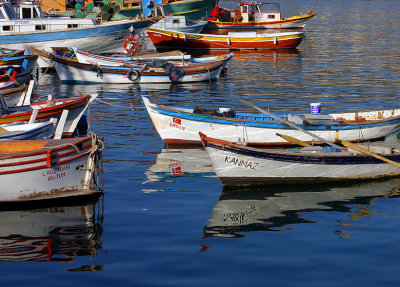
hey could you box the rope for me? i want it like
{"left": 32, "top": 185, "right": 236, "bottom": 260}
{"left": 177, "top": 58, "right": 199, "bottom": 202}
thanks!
{"left": 77, "top": 90, "right": 134, "bottom": 110}
{"left": 43, "top": 142, "right": 82, "bottom": 153}
{"left": 88, "top": 131, "right": 104, "bottom": 192}
{"left": 94, "top": 98, "right": 135, "bottom": 110}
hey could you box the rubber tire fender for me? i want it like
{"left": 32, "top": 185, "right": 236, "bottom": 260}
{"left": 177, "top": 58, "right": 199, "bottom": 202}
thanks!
{"left": 127, "top": 69, "right": 139, "bottom": 82}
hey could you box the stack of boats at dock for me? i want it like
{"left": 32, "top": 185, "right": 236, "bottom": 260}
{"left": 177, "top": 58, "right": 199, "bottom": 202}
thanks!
{"left": 0, "top": 47, "right": 104, "bottom": 204}
{"left": 142, "top": 97, "right": 400, "bottom": 188}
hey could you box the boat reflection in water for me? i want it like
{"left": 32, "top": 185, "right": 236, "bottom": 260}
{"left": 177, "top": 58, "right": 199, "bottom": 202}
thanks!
{"left": 0, "top": 197, "right": 103, "bottom": 267}
{"left": 205, "top": 179, "right": 400, "bottom": 238}
{"left": 144, "top": 147, "right": 214, "bottom": 184}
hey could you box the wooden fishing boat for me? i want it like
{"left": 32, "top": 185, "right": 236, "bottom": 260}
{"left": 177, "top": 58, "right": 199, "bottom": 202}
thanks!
{"left": 31, "top": 46, "right": 193, "bottom": 68}
{"left": 0, "top": 55, "right": 38, "bottom": 86}
{"left": 0, "top": 47, "right": 25, "bottom": 58}
{"left": 206, "top": 1, "right": 315, "bottom": 29}
{"left": 0, "top": 0, "right": 154, "bottom": 53}
{"left": 1, "top": 84, "right": 27, "bottom": 107}
{"left": 146, "top": 27, "right": 305, "bottom": 50}
{"left": 0, "top": 134, "right": 103, "bottom": 202}
{"left": 0, "top": 67, "right": 30, "bottom": 87}
{"left": 70, "top": 47, "right": 233, "bottom": 68}
{"left": 0, "top": 73, "right": 17, "bottom": 90}
{"left": 52, "top": 55, "right": 226, "bottom": 84}
{"left": 200, "top": 132, "right": 400, "bottom": 187}
{"left": 0, "top": 94, "right": 98, "bottom": 137}
{"left": 0, "top": 121, "right": 55, "bottom": 140}
{"left": 0, "top": 54, "right": 38, "bottom": 69}
{"left": 142, "top": 97, "right": 400, "bottom": 146}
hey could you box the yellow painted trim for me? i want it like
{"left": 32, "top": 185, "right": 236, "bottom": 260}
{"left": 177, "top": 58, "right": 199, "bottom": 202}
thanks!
{"left": 172, "top": 4, "right": 215, "bottom": 15}
{"left": 147, "top": 28, "right": 303, "bottom": 42}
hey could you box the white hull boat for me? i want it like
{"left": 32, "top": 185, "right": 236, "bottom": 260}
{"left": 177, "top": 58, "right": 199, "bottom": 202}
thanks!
{"left": 143, "top": 97, "right": 400, "bottom": 145}
{"left": 53, "top": 56, "right": 225, "bottom": 84}
{"left": 0, "top": 0, "right": 154, "bottom": 54}
{"left": 0, "top": 134, "right": 103, "bottom": 202}
{"left": 200, "top": 133, "right": 400, "bottom": 187}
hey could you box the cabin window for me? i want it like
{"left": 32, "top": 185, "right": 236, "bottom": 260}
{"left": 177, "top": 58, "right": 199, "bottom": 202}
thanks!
{"left": 33, "top": 7, "right": 39, "bottom": 18}
{"left": 2, "top": 5, "right": 17, "bottom": 19}
{"left": 35, "top": 24, "right": 46, "bottom": 30}
{"left": 268, "top": 14, "right": 275, "bottom": 19}
{"left": 2, "top": 25, "right": 13, "bottom": 31}
{"left": 172, "top": 19, "right": 180, "bottom": 24}
{"left": 21, "top": 7, "right": 32, "bottom": 18}
{"left": 68, "top": 24, "right": 79, "bottom": 28}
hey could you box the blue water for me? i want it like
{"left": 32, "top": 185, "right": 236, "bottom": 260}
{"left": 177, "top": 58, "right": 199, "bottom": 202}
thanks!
{"left": 2, "top": 0, "right": 400, "bottom": 285}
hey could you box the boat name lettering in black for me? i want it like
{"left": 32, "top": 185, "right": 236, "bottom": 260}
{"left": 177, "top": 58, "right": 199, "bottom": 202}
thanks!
{"left": 224, "top": 156, "right": 259, "bottom": 170}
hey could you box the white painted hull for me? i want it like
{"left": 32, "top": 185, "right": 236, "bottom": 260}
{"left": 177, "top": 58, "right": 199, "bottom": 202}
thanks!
{"left": 201, "top": 135, "right": 400, "bottom": 187}
{"left": 75, "top": 51, "right": 187, "bottom": 66}
{"left": 1, "top": 157, "right": 90, "bottom": 200}
{"left": 26, "top": 94, "right": 98, "bottom": 136}
{"left": 74, "top": 48, "right": 231, "bottom": 67}
{"left": 0, "top": 135, "right": 103, "bottom": 202}
{"left": 143, "top": 97, "right": 400, "bottom": 145}
{"left": 2, "top": 20, "right": 150, "bottom": 54}
{"left": 0, "top": 122, "right": 54, "bottom": 140}
{"left": 54, "top": 61, "right": 223, "bottom": 83}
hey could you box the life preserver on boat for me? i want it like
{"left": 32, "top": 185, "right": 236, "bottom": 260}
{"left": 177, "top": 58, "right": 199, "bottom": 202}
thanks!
{"left": 127, "top": 69, "right": 139, "bottom": 81}
{"left": 123, "top": 38, "right": 138, "bottom": 54}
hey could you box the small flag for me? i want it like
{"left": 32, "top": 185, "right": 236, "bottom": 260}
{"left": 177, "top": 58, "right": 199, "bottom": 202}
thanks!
{"left": 173, "top": 118, "right": 181, "bottom": 125}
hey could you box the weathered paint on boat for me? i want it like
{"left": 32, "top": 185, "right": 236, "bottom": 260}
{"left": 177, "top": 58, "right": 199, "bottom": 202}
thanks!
{"left": 0, "top": 134, "right": 103, "bottom": 202}
{"left": 142, "top": 97, "right": 400, "bottom": 146}
{"left": 200, "top": 133, "right": 400, "bottom": 187}
{"left": 0, "top": 94, "right": 97, "bottom": 137}
{"left": 53, "top": 56, "right": 226, "bottom": 84}
{"left": 146, "top": 28, "right": 304, "bottom": 50}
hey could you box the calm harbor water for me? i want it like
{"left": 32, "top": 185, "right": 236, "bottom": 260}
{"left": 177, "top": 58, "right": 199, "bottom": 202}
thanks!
{"left": 2, "top": 0, "right": 400, "bottom": 285}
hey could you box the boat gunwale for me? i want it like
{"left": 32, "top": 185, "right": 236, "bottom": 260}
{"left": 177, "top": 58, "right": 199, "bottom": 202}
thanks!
{"left": 148, "top": 101, "right": 400, "bottom": 130}
{"left": 200, "top": 133, "right": 400, "bottom": 165}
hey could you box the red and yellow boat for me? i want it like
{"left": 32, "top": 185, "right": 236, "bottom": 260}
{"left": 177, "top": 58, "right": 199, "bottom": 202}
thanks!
{"left": 206, "top": 1, "right": 315, "bottom": 29}
{"left": 146, "top": 27, "right": 305, "bottom": 50}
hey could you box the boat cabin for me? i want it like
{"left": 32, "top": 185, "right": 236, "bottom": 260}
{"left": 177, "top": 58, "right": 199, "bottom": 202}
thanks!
{"left": 0, "top": 1, "right": 44, "bottom": 21}
{"left": 152, "top": 15, "right": 189, "bottom": 29}
{"left": 211, "top": 1, "right": 283, "bottom": 23}
{"left": 0, "top": 0, "right": 95, "bottom": 34}
{"left": 234, "top": 1, "right": 281, "bottom": 23}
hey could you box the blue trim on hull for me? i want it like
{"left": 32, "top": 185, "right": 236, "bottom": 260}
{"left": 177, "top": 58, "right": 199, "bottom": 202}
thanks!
{"left": 0, "top": 21, "right": 150, "bottom": 45}
{"left": 152, "top": 106, "right": 400, "bottom": 131}
{"left": 204, "top": 141, "right": 400, "bottom": 165}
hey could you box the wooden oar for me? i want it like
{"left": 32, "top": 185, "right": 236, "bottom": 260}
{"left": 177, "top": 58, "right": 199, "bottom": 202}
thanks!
{"left": 239, "top": 98, "right": 400, "bottom": 168}
{"left": 337, "top": 139, "right": 400, "bottom": 168}
{"left": 236, "top": 98, "right": 344, "bottom": 150}
{"left": 276, "top": 133, "right": 310, "bottom": 147}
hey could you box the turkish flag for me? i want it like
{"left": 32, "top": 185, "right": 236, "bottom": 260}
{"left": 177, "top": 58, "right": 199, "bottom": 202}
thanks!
{"left": 173, "top": 118, "right": 181, "bottom": 124}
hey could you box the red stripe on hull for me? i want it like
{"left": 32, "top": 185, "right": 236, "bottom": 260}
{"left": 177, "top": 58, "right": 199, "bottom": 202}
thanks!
{"left": 147, "top": 31, "right": 303, "bottom": 50}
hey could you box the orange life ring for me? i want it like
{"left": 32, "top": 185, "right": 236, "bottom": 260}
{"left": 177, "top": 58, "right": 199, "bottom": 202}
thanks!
{"left": 123, "top": 38, "right": 138, "bottom": 54}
